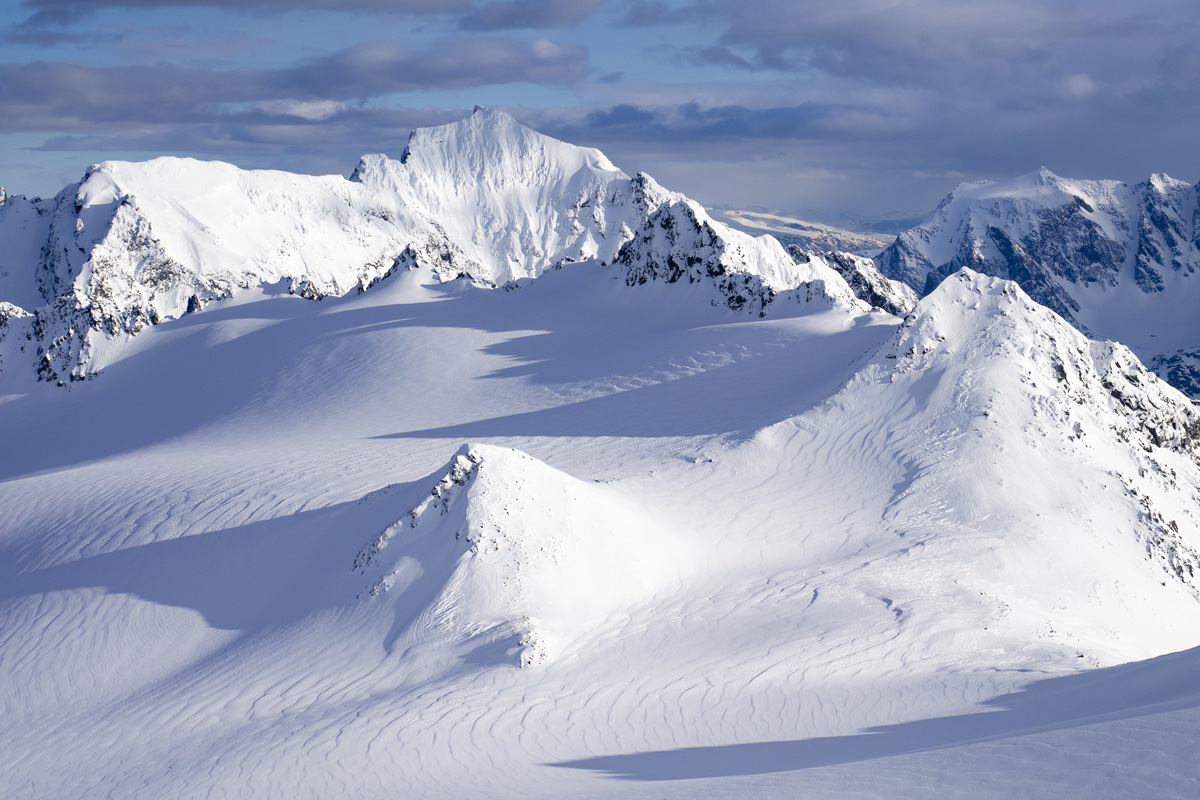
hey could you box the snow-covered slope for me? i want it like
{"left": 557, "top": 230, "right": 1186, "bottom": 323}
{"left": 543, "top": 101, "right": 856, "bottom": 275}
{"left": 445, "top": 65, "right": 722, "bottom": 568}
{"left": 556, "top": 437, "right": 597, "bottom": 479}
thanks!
{"left": 2, "top": 113, "right": 1200, "bottom": 797}
{"left": 353, "top": 444, "right": 688, "bottom": 668}
{"left": 0, "top": 107, "right": 857, "bottom": 384}
{"left": 875, "top": 168, "right": 1200, "bottom": 395}
{"left": 2, "top": 253, "right": 1199, "bottom": 799}
{"left": 853, "top": 270, "right": 1200, "bottom": 608}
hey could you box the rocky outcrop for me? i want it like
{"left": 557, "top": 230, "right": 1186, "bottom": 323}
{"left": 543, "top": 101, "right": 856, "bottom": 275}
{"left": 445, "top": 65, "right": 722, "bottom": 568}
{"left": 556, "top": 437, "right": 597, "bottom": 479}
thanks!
{"left": 0, "top": 108, "right": 861, "bottom": 385}
{"left": 789, "top": 245, "right": 917, "bottom": 315}
{"left": 876, "top": 168, "right": 1200, "bottom": 396}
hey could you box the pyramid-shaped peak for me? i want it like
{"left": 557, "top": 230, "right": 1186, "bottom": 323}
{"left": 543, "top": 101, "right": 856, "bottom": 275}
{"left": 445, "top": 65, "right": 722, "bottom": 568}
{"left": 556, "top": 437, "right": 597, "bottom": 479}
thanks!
{"left": 353, "top": 443, "right": 688, "bottom": 666}
{"left": 1146, "top": 172, "right": 1189, "bottom": 192}
{"left": 997, "top": 166, "right": 1068, "bottom": 192}
{"left": 394, "top": 106, "right": 622, "bottom": 176}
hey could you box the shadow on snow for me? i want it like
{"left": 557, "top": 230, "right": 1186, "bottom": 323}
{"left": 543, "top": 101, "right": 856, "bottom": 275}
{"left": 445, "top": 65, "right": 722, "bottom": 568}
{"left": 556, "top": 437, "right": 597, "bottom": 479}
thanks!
{"left": 552, "top": 644, "right": 1200, "bottom": 780}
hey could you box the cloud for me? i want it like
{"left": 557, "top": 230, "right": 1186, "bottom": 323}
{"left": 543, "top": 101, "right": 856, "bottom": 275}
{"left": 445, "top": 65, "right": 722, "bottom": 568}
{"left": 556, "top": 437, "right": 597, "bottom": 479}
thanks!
{"left": 1060, "top": 74, "right": 1097, "bottom": 100}
{"left": 7, "top": 0, "right": 1199, "bottom": 220}
{"left": 0, "top": 37, "right": 588, "bottom": 132}
{"left": 696, "top": 45, "right": 755, "bottom": 71}
{"left": 458, "top": 0, "right": 606, "bottom": 30}
{"left": 548, "top": 101, "right": 902, "bottom": 144}
{"left": 250, "top": 99, "right": 346, "bottom": 121}
{"left": 616, "top": 1, "right": 694, "bottom": 27}
{"left": 17, "top": 0, "right": 466, "bottom": 26}
{"left": 15, "top": 0, "right": 606, "bottom": 28}
{"left": 639, "top": 0, "right": 1198, "bottom": 104}
{"left": 5, "top": 25, "right": 124, "bottom": 46}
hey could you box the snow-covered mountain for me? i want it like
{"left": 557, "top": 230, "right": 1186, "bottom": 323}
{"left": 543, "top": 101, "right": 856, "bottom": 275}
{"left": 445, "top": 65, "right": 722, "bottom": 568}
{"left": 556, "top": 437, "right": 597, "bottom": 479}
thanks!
{"left": 352, "top": 444, "right": 689, "bottom": 668}
{"left": 0, "top": 107, "right": 859, "bottom": 385}
{"left": 3, "top": 253, "right": 1198, "bottom": 798}
{"left": 875, "top": 168, "right": 1200, "bottom": 396}
{"left": 3, "top": 112, "right": 1200, "bottom": 799}
{"left": 790, "top": 245, "right": 918, "bottom": 316}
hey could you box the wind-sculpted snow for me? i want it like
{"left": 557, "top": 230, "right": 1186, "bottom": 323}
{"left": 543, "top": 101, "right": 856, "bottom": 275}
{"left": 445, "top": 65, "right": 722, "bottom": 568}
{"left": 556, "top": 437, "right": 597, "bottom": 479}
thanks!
{"left": 353, "top": 445, "right": 687, "bottom": 667}
{"left": 876, "top": 168, "right": 1200, "bottom": 396}
{"left": 0, "top": 107, "right": 855, "bottom": 384}
{"left": 2, "top": 260, "right": 1200, "bottom": 798}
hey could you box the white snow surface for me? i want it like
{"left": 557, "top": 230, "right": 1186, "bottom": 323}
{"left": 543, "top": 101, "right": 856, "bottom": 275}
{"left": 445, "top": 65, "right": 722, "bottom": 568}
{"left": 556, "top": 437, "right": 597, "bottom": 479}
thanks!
{"left": 2, "top": 253, "right": 1200, "bottom": 799}
{"left": 0, "top": 107, "right": 858, "bottom": 383}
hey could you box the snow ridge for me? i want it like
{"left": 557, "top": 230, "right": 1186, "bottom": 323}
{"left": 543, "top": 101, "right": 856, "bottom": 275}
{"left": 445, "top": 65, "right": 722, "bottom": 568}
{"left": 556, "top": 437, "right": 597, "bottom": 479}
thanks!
{"left": 0, "top": 108, "right": 857, "bottom": 385}
{"left": 789, "top": 245, "right": 917, "bottom": 316}
{"left": 875, "top": 269, "right": 1200, "bottom": 593}
{"left": 353, "top": 444, "right": 685, "bottom": 668}
{"left": 875, "top": 167, "right": 1200, "bottom": 395}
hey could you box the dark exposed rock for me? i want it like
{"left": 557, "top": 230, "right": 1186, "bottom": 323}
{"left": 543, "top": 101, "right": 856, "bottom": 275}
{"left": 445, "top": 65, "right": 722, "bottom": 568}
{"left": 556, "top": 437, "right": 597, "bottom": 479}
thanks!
{"left": 876, "top": 169, "right": 1200, "bottom": 397}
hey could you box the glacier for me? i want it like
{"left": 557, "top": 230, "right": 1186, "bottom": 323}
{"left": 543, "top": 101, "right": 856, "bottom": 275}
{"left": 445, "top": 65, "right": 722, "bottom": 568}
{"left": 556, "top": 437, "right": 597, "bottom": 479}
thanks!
{"left": 1, "top": 110, "right": 1199, "bottom": 799}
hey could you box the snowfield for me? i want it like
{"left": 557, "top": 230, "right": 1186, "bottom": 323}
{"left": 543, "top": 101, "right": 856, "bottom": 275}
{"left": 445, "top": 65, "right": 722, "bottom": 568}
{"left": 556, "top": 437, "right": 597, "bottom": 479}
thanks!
{"left": 1, "top": 111, "right": 1199, "bottom": 799}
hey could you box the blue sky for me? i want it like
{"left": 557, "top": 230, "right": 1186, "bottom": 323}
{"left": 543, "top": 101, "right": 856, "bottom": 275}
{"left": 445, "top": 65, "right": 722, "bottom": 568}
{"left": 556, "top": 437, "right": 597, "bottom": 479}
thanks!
{"left": 1, "top": 0, "right": 1197, "bottom": 225}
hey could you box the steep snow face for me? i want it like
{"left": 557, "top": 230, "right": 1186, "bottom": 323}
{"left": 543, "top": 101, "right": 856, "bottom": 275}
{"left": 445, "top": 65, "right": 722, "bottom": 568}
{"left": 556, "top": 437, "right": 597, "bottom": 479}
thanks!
{"left": 11, "top": 159, "right": 424, "bottom": 382}
{"left": 875, "top": 168, "right": 1200, "bottom": 395}
{"left": 354, "top": 445, "right": 688, "bottom": 667}
{"left": 350, "top": 107, "right": 635, "bottom": 284}
{"left": 0, "top": 193, "right": 50, "bottom": 312}
{"left": 617, "top": 174, "right": 861, "bottom": 315}
{"left": 852, "top": 269, "right": 1200, "bottom": 614}
{"left": 0, "top": 107, "right": 857, "bottom": 384}
{"left": 0, "top": 302, "right": 32, "bottom": 380}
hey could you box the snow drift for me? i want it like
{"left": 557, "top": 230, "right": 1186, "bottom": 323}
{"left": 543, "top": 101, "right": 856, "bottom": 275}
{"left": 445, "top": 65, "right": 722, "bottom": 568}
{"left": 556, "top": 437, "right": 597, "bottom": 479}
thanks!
{"left": 353, "top": 444, "right": 687, "bottom": 667}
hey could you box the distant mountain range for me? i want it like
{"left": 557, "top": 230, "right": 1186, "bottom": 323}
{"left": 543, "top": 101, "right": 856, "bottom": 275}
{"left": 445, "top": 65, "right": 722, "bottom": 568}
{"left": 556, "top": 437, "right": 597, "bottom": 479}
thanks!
{"left": 2, "top": 107, "right": 1199, "bottom": 799}
{"left": 709, "top": 208, "right": 893, "bottom": 254}
{"left": 876, "top": 167, "right": 1200, "bottom": 397}
{"left": 4, "top": 113, "right": 1193, "bottom": 397}
{"left": 0, "top": 108, "right": 865, "bottom": 386}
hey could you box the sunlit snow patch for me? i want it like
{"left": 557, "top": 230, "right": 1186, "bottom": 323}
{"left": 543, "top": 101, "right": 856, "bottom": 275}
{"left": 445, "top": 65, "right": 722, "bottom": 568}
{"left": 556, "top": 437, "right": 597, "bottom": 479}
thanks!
{"left": 354, "top": 444, "right": 687, "bottom": 667}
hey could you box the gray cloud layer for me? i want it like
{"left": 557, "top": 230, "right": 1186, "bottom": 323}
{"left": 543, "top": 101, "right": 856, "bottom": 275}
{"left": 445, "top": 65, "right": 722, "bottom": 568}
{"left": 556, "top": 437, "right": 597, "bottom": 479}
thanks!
{"left": 18, "top": 0, "right": 468, "bottom": 26}
{"left": 0, "top": 38, "right": 587, "bottom": 132}
{"left": 3, "top": 0, "right": 1197, "bottom": 219}
{"left": 17, "top": 0, "right": 604, "bottom": 28}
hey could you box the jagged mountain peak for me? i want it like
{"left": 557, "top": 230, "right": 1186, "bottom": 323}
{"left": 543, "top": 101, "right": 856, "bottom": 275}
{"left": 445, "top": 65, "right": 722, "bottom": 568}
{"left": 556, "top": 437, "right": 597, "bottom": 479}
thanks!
{"left": 804, "top": 268, "right": 1200, "bottom": 644}
{"left": 405, "top": 106, "right": 621, "bottom": 174}
{"left": 939, "top": 167, "right": 1123, "bottom": 217}
{"left": 1147, "top": 171, "right": 1190, "bottom": 193}
{"left": 877, "top": 168, "right": 1200, "bottom": 397}
{"left": 353, "top": 106, "right": 623, "bottom": 191}
{"left": 0, "top": 106, "right": 868, "bottom": 386}
{"left": 884, "top": 268, "right": 1200, "bottom": 473}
